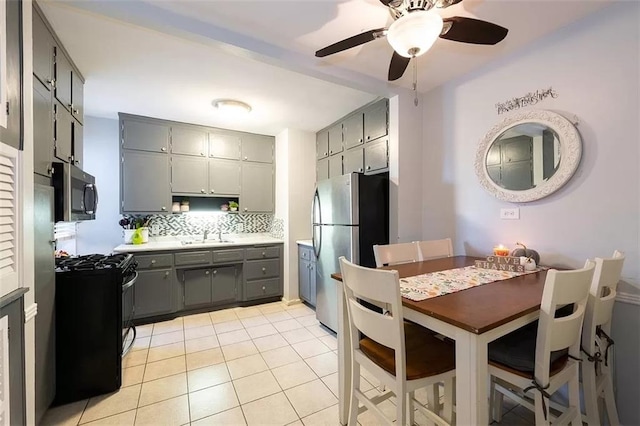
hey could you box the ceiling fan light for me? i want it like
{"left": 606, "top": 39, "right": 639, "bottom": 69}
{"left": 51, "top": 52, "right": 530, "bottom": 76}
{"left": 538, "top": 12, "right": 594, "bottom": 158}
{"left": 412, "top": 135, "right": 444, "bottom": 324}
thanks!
{"left": 387, "top": 11, "right": 444, "bottom": 58}
{"left": 212, "top": 99, "right": 252, "bottom": 115}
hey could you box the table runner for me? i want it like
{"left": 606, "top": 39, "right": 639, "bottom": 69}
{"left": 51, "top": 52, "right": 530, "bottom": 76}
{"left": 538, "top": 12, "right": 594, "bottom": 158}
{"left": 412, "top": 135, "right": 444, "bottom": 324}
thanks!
{"left": 399, "top": 265, "right": 541, "bottom": 302}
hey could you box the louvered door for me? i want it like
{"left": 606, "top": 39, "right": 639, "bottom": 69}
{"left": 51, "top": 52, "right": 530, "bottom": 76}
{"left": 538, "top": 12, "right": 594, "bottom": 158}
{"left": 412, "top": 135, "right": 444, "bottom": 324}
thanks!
{"left": 0, "top": 143, "right": 18, "bottom": 296}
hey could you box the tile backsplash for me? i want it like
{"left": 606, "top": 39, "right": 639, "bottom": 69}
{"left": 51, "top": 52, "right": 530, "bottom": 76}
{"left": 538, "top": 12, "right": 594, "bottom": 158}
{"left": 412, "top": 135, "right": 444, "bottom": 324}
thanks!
{"left": 126, "top": 213, "right": 282, "bottom": 237}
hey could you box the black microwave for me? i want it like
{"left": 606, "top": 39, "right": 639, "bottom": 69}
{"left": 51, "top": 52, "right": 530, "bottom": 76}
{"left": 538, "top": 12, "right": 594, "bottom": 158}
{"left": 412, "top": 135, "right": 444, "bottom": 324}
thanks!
{"left": 52, "top": 162, "right": 98, "bottom": 222}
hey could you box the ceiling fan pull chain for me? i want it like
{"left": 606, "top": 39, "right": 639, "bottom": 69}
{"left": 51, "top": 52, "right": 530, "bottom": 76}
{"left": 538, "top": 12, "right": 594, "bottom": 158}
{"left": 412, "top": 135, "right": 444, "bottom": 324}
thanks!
{"left": 413, "top": 56, "right": 419, "bottom": 106}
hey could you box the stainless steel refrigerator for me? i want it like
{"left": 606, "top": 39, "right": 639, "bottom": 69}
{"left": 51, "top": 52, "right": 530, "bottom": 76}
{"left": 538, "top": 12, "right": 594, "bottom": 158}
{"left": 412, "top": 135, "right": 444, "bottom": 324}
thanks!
{"left": 312, "top": 172, "right": 388, "bottom": 332}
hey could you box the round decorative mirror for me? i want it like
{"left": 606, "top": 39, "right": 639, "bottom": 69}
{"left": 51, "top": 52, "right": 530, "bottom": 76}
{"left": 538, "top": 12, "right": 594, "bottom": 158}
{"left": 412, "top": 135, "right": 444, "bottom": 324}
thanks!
{"left": 474, "top": 110, "right": 582, "bottom": 202}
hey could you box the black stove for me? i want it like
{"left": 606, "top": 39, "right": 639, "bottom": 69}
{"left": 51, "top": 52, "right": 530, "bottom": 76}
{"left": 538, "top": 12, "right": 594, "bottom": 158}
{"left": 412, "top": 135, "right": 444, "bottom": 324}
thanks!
{"left": 54, "top": 252, "right": 138, "bottom": 404}
{"left": 56, "top": 253, "right": 134, "bottom": 272}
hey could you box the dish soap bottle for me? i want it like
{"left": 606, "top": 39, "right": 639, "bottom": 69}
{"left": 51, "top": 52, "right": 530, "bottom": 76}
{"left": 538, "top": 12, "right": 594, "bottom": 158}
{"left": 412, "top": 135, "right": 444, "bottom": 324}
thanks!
{"left": 132, "top": 228, "right": 144, "bottom": 245}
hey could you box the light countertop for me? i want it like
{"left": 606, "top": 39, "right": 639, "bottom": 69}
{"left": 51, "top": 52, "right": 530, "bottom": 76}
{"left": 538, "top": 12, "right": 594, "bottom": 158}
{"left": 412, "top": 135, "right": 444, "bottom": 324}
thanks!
{"left": 296, "top": 240, "right": 313, "bottom": 247}
{"left": 113, "top": 233, "right": 284, "bottom": 253}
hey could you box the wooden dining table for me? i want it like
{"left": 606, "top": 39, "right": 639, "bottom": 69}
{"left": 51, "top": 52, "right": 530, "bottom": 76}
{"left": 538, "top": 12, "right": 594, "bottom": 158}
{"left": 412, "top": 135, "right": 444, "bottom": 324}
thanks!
{"left": 330, "top": 255, "right": 549, "bottom": 426}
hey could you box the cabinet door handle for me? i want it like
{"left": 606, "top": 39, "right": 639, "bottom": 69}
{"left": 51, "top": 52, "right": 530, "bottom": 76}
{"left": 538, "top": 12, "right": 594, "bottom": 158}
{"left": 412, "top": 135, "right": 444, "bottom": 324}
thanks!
{"left": 262, "top": 267, "right": 266, "bottom": 273}
{"left": 366, "top": 166, "right": 371, "bottom": 170}
{"left": 47, "top": 165, "right": 54, "bottom": 176}
{"left": 201, "top": 152, "right": 205, "bottom": 156}
{"left": 359, "top": 168, "right": 363, "bottom": 172}
{"left": 210, "top": 189, "right": 215, "bottom": 193}
{"left": 359, "top": 138, "right": 363, "bottom": 143}
{"left": 213, "top": 270, "right": 217, "bottom": 275}
{"left": 262, "top": 251, "right": 266, "bottom": 257}
{"left": 244, "top": 156, "right": 248, "bottom": 160}
{"left": 262, "top": 286, "right": 266, "bottom": 291}
{"left": 244, "top": 208, "right": 248, "bottom": 212}
{"left": 329, "top": 150, "right": 333, "bottom": 154}
{"left": 324, "top": 152, "right": 328, "bottom": 156}
{"left": 164, "top": 271, "right": 170, "bottom": 277}
{"left": 47, "top": 78, "right": 55, "bottom": 88}
{"left": 367, "top": 135, "right": 371, "bottom": 140}
{"left": 201, "top": 189, "right": 206, "bottom": 193}
{"left": 161, "top": 206, "right": 167, "bottom": 211}
{"left": 161, "top": 147, "right": 167, "bottom": 152}
{"left": 151, "top": 259, "right": 156, "bottom": 264}
{"left": 205, "top": 270, "right": 210, "bottom": 275}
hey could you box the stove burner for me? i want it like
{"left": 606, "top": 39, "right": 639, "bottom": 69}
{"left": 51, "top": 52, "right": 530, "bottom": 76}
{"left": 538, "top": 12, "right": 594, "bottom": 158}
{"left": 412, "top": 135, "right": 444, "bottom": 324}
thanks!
{"left": 56, "top": 253, "right": 132, "bottom": 272}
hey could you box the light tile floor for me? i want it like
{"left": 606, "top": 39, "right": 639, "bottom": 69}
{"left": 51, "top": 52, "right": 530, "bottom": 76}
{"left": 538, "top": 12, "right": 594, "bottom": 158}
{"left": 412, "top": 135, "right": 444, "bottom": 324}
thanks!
{"left": 42, "top": 301, "right": 533, "bottom": 426}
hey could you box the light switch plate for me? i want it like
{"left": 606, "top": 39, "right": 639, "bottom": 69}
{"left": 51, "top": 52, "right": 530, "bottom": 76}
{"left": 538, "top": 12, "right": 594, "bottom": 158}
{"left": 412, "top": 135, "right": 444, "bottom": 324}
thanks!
{"left": 500, "top": 208, "right": 520, "bottom": 220}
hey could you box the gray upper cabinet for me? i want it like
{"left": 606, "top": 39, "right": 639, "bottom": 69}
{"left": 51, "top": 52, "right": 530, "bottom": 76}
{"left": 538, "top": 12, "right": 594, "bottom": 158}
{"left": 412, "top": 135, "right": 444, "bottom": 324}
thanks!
{"left": 241, "top": 162, "right": 273, "bottom": 213}
{"left": 328, "top": 124, "right": 343, "bottom": 156}
{"left": 344, "top": 148, "right": 364, "bottom": 174}
{"left": 209, "top": 159, "right": 241, "bottom": 195}
{"left": 317, "top": 157, "right": 329, "bottom": 181}
{"left": 71, "top": 72, "right": 84, "bottom": 124}
{"left": 316, "top": 130, "right": 329, "bottom": 160}
{"left": 54, "top": 47, "right": 72, "bottom": 110}
{"left": 343, "top": 113, "right": 364, "bottom": 150}
{"left": 171, "top": 156, "right": 208, "bottom": 194}
{"left": 122, "top": 119, "right": 170, "bottom": 153}
{"left": 0, "top": 0, "right": 22, "bottom": 150}
{"left": 364, "top": 100, "right": 388, "bottom": 142}
{"left": 122, "top": 150, "right": 171, "bottom": 213}
{"left": 172, "top": 126, "right": 207, "bottom": 157}
{"left": 33, "top": 77, "right": 54, "bottom": 177}
{"left": 329, "top": 155, "right": 342, "bottom": 178}
{"left": 54, "top": 100, "right": 72, "bottom": 163}
{"left": 72, "top": 118, "right": 83, "bottom": 168}
{"left": 209, "top": 133, "right": 241, "bottom": 160}
{"left": 242, "top": 134, "right": 273, "bottom": 163}
{"left": 364, "top": 138, "right": 388, "bottom": 173}
{"left": 33, "top": 10, "right": 55, "bottom": 90}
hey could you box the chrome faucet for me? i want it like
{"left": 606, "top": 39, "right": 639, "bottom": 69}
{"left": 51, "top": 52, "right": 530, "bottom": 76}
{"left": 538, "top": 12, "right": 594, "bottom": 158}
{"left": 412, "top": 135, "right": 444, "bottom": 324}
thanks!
{"left": 203, "top": 229, "right": 209, "bottom": 242}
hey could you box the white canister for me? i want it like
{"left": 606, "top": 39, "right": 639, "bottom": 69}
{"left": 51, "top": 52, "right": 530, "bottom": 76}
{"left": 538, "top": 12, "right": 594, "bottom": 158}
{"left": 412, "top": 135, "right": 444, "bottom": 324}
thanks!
{"left": 172, "top": 201, "right": 180, "bottom": 212}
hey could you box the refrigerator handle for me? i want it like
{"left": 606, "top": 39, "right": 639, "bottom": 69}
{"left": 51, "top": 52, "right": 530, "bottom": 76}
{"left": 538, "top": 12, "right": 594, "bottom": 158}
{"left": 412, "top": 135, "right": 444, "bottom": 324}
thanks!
{"left": 312, "top": 225, "right": 321, "bottom": 259}
{"left": 312, "top": 186, "right": 322, "bottom": 225}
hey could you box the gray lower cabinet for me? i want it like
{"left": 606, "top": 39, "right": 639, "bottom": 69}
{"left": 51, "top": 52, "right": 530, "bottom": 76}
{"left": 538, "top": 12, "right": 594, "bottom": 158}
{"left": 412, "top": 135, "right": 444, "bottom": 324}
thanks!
{"left": 298, "top": 245, "right": 316, "bottom": 307}
{"left": 328, "top": 155, "right": 342, "bottom": 178}
{"left": 317, "top": 157, "right": 329, "bottom": 181}
{"left": 244, "top": 245, "right": 282, "bottom": 301}
{"left": 364, "top": 138, "right": 388, "bottom": 173}
{"left": 134, "top": 269, "right": 173, "bottom": 318}
{"left": 209, "top": 133, "right": 241, "bottom": 160}
{"left": 241, "top": 162, "right": 273, "bottom": 213}
{"left": 183, "top": 266, "right": 238, "bottom": 308}
{"left": 172, "top": 126, "right": 207, "bottom": 157}
{"left": 209, "top": 159, "right": 241, "bottom": 195}
{"left": 241, "top": 134, "right": 274, "bottom": 163}
{"left": 122, "top": 118, "right": 170, "bottom": 153}
{"left": 122, "top": 150, "right": 171, "bottom": 213}
{"left": 171, "top": 155, "right": 208, "bottom": 194}
{"left": 343, "top": 148, "right": 364, "bottom": 174}
{"left": 33, "top": 77, "right": 54, "bottom": 177}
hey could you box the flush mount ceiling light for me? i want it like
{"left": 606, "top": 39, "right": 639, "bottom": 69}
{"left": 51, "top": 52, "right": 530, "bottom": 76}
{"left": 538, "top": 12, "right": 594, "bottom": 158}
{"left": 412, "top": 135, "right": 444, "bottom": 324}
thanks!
{"left": 386, "top": 11, "right": 443, "bottom": 58}
{"left": 212, "top": 99, "right": 252, "bottom": 114}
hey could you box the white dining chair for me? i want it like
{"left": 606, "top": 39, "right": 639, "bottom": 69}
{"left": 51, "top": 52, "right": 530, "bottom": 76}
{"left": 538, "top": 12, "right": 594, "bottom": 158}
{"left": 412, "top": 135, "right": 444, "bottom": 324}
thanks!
{"left": 373, "top": 242, "right": 420, "bottom": 267}
{"left": 417, "top": 238, "right": 453, "bottom": 261}
{"left": 580, "top": 250, "right": 624, "bottom": 426}
{"left": 339, "top": 256, "right": 455, "bottom": 426}
{"left": 488, "top": 261, "right": 595, "bottom": 426}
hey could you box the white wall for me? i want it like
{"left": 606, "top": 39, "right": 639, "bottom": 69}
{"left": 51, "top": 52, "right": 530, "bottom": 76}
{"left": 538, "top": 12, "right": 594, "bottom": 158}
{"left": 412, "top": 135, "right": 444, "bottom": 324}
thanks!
{"left": 422, "top": 3, "right": 639, "bottom": 423}
{"left": 275, "top": 128, "right": 316, "bottom": 302}
{"left": 76, "top": 116, "right": 123, "bottom": 254}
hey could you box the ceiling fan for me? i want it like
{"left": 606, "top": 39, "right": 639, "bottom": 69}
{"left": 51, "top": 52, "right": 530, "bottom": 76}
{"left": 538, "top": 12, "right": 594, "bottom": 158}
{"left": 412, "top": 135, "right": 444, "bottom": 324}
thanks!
{"left": 315, "top": 0, "right": 509, "bottom": 82}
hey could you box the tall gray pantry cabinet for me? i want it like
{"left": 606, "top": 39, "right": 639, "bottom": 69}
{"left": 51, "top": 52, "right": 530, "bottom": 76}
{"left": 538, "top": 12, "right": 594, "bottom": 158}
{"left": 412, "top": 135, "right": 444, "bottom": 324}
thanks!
{"left": 119, "top": 114, "right": 275, "bottom": 214}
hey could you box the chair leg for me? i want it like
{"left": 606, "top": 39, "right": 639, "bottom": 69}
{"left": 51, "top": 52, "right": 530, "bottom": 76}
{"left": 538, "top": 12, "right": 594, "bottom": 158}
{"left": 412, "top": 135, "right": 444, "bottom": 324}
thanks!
{"left": 397, "top": 389, "right": 407, "bottom": 426}
{"left": 568, "top": 372, "right": 583, "bottom": 426}
{"left": 603, "top": 372, "right": 620, "bottom": 426}
{"left": 348, "top": 363, "right": 360, "bottom": 426}
{"left": 582, "top": 363, "right": 601, "bottom": 426}
{"left": 442, "top": 377, "right": 454, "bottom": 424}
{"left": 408, "top": 391, "right": 415, "bottom": 426}
{"left": 534, "top": 391, "right": 551, "bottom": 426}
{"left": 425, "top": 384, "right": 439, "bottom": 426}
{"left": 489, "top": 378, "right": 504, "bottom": 423}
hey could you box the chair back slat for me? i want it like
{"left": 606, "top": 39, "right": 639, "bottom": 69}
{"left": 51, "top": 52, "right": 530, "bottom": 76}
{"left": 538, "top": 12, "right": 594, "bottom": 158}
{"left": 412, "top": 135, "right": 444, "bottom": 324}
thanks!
{"left": 348, "top": 298, "right": 399, "bottom": 349}
{"left": 535, "top": 262, "right": 595, "bottom": 384}
{"left": 417, "top": 238, "right": 453, "bottom": 261}
{"left": 373, "top": 242, "right": 420, "bottom": 267}
{"left": 582, "top": 251, "right": 625, "bottom": 354}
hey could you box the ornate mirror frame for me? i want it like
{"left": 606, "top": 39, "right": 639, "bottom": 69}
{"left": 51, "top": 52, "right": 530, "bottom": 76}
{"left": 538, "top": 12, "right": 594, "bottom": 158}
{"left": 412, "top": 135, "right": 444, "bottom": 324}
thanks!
{"left": 474, "top": 109, "right": 582, "bottom": 203}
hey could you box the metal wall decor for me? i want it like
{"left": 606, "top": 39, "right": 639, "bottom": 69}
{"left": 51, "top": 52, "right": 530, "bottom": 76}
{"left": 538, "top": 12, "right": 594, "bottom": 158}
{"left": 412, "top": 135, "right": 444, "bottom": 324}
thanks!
{"left": 495, "top": 87, "right": 558, "bottom": 115}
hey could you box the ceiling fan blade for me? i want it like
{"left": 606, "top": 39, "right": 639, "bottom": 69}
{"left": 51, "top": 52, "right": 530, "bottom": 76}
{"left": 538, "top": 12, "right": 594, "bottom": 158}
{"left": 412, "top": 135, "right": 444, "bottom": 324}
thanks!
{"left": 315, "top": 28, "right": 386, "bottom": 58}
{"left": 434, "top": 0, "right": 463, "bottom": 8}
{"left": 388, "top": 52, "right": 410, "bottom": 81}
{"left": 440, "top": 17, "right": 508, "bottom": 45}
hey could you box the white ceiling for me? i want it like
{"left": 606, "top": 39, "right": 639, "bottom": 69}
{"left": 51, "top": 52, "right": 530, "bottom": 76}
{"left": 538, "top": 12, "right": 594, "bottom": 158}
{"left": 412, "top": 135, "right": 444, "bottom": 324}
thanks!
{"left": 38, "top": 0, "right": 610, "bottom": 136}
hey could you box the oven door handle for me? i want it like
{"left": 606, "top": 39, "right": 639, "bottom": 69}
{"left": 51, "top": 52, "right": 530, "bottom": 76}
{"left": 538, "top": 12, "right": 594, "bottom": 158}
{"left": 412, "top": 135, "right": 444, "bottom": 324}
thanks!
{"left": 122, "top": 271, "right": 138, "bottom": 291}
